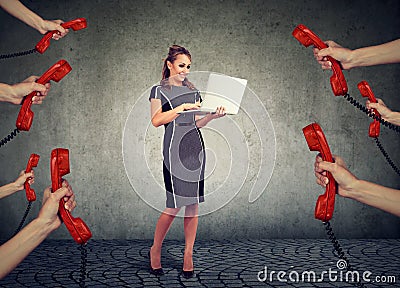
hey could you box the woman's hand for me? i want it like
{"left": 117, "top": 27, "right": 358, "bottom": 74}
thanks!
{"left": 13, "top": 170, "right": 34, "bottom": 191}
{"left": 37, "top": 180, "right": 76, "bottom": 231}
{"left": 38, "top": 19, "right": 68, "bottom": 39}
{"left": 366, "top": 98, "right": 400, "bottom": 126}
{"left": 314, "top": 154, "right": 358, "bottom": 198}
{"left": 180, "top": 102, "right": 201, "bottom": 112}
{"left": 313, "top": 40, "right": 354, "bottom": 70}
{"left": 210, "top": 106, "right": 226, "bottom": 119}
{"left": 9, "top": 76, "right": 51, "bottom": 105}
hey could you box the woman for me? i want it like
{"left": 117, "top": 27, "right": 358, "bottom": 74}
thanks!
{"left": 148, "top": 45, "right": 225, "bottom": 278}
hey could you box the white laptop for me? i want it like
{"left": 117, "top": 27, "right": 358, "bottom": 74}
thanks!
{"left": 178, "top": 73, "right": 247, "bottom": 115}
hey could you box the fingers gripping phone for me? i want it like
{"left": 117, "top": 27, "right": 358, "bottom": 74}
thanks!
{"left": 35, "top": 18, "right": 87, "bottom": 54}
{"left": 24, "top": 154, "right": 40, "bottom": 202}
{"left": 292, "top": 24, "right": 348, "bottom": 96}
{"left": 16, "top": 60, "right": 72, "bottom": 131}
{"left": 51, "top": 148, "right": 92, "bottom": 244}
{"left": 303, "top": 123, "right": 337, "bottom": 221}
{"left": 357, "top": 81, "right": 380, "bottom": 138}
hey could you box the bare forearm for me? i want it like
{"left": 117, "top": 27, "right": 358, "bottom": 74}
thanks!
{"left": 0, "top": 83, "right": 14, "bottom": 103}
{"left": 0, "top": 0, "right": 43, "bottom": 31}
{"left": 195, "top": 114, "right": 213, "bottom": 128}
{"left": 0, "top": 182, "right": 20, "bottom": 199}
{"left": 152, "top": 106, "right": 183, "bottom": 127}
{"left": 349, "top": 39, "right": 400, "bottom": 68}
{"left": 386, "top": 111, "right": 400, "bottom": 126}
{"left": 347, "top": 180, "right": 400, "bottom": 216}
{"left": 0, "top": 218, "right": 53, "bottom": 279}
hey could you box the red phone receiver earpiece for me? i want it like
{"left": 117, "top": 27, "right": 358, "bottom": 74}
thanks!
{"left": 292, "top": 24, "right": 348, "bottom": 96}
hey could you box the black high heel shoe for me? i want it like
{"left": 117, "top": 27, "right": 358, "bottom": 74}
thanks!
{"left": 182, "top": 252, "right": 194, "bottom": 278}
{"left": 148, "top": 250, "right": 164, "bottom": 276}
{"left": 181, "top": 269, "right": 194, "bottom": 279}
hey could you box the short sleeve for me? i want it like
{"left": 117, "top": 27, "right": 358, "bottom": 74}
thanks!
{"left": 149, "top": 86, "right": 160, "bottom": 101}
{"left": 195, "top": 91, "right": 202, "bottom": 103}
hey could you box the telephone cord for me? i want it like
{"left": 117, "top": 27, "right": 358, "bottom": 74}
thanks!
{"left": 13, "top": 201, "right": 32, "bottom": 237}
{"left": 374, "top": 137, "right": 400, "bottom": 177}
{"left": 78, "top": 244, "right": 88, "bottom": 288}
{"left": 0, "top": 128, "right": 20, "bottom": 148}
{"left": 0, "top": 48, "right": 37, "bottom": 60}
{"left": 323, "top": 221, "right": 366, "bottom": 288}
{"left": 343, "top": 93, "right": 400, "bottom": 134}
{"left": 343, "top": 93, "right": 400, "bottom": 176}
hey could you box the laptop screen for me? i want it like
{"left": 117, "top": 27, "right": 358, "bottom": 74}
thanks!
{"left": 200, "top": 73, "right": 247, "bottom": 114}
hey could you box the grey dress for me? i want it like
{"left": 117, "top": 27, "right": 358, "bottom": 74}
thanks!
{"left": 149, "top": 84, "right": 205, "bottom": 208}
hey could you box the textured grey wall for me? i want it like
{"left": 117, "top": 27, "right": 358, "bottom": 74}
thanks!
{"left": 0, "top": 0, "right": 399, "bottom": 240}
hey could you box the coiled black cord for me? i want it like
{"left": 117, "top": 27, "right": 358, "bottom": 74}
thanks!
{"left": 324, "top": 221, "right": 366, "bottom": 288}
{"left": 0, "top": 48, "right": 37, "bottom": 60}
{"left": 343, "top": 93, "right": 400, "bottom": 134}
{"left": 374, "top": 137, "right": 400, "bottom": 177}
{"left": 0, "top": 129, "right": 20, "bottom": 148}
{"left": 343, "top": 93, "right": 400, "bottom": 176}
{"left": 78, "top": 244, "right": 88, "bottom": 287}
{"left": 12, "top": 201, "right": 33, "bottom": 237}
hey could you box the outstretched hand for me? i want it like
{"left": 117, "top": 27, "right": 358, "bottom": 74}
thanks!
{"left": 9, "top": 76, "right": 51, "bottom": 105}
{"left": 366, "top": 98, "right": 400, "bottom": 126}
{"left": 314, "top": 154, "right": 358, "bottom": 198}
{"left": 313, "top": 40, "right": 353, "bottom": 70}
{"left": 38, "top": 19, "right": 69, "bottom": 39}
{"left": 37, "top": 180, "right": 76, "bottom": 231}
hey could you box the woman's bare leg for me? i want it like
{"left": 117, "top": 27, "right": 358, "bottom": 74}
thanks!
{"left": 183, "top": 203, "right": 199, "bottom": 271}
{"left": 150, "top": 207, "right": 181, "bottom": 268}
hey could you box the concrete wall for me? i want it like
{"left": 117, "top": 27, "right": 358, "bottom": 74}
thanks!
{"left": 0, "top": 0, "right": 399, "bottom": 240}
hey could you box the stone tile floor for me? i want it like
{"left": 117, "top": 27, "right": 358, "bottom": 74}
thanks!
{"left": 0, "top": 238, "right": 399, "bottom": 287}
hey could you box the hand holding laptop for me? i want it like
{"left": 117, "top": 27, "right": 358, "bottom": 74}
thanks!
{"left": 210, "top": 106, "right": 226, "bottom": 118}
{"left": 179, "top": 103, "right": 226, "bottom": 117}
{"left": 179, "top": 102, "right": 201, "bottom": 112}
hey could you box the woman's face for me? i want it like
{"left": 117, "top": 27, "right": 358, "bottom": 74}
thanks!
{"left": 168, "top": 54, "right": 191, "bottom": 84}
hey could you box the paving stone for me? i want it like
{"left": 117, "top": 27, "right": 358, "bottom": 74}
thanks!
{"left": 0, "top": 239, "right": 398, "bottom": 287}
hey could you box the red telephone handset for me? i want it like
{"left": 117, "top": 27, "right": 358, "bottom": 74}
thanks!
{"left": 35, "top": 18, "right": 87, "bottom": 54}
{"left": 24, "top": 154, "right": 40, "bottom": 202}
{"left": 16, "top": 60, "right": 72, "bottom": 131}
{"left": 292, "top": 24, "right": 348, "bottom": 96}
{"left": 357, "top": 81, "right": 380, "bottom": 138}
{"left": 51, "top": 148, "right": 92, "bottom": 244}
{"left": 302, "top": 123, "right": 337, "bottom": 221}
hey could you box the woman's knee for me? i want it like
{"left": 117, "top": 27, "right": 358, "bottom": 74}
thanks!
{"left": 164, "top": 207, "right": 181, "bottom": 216}
{"left": 185, "top": 204, "right": 199, "bottom": 217}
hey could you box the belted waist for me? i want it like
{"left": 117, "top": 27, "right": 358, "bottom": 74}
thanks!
{"left": 175, "top": 122, "right": 194, "bottom": 127}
